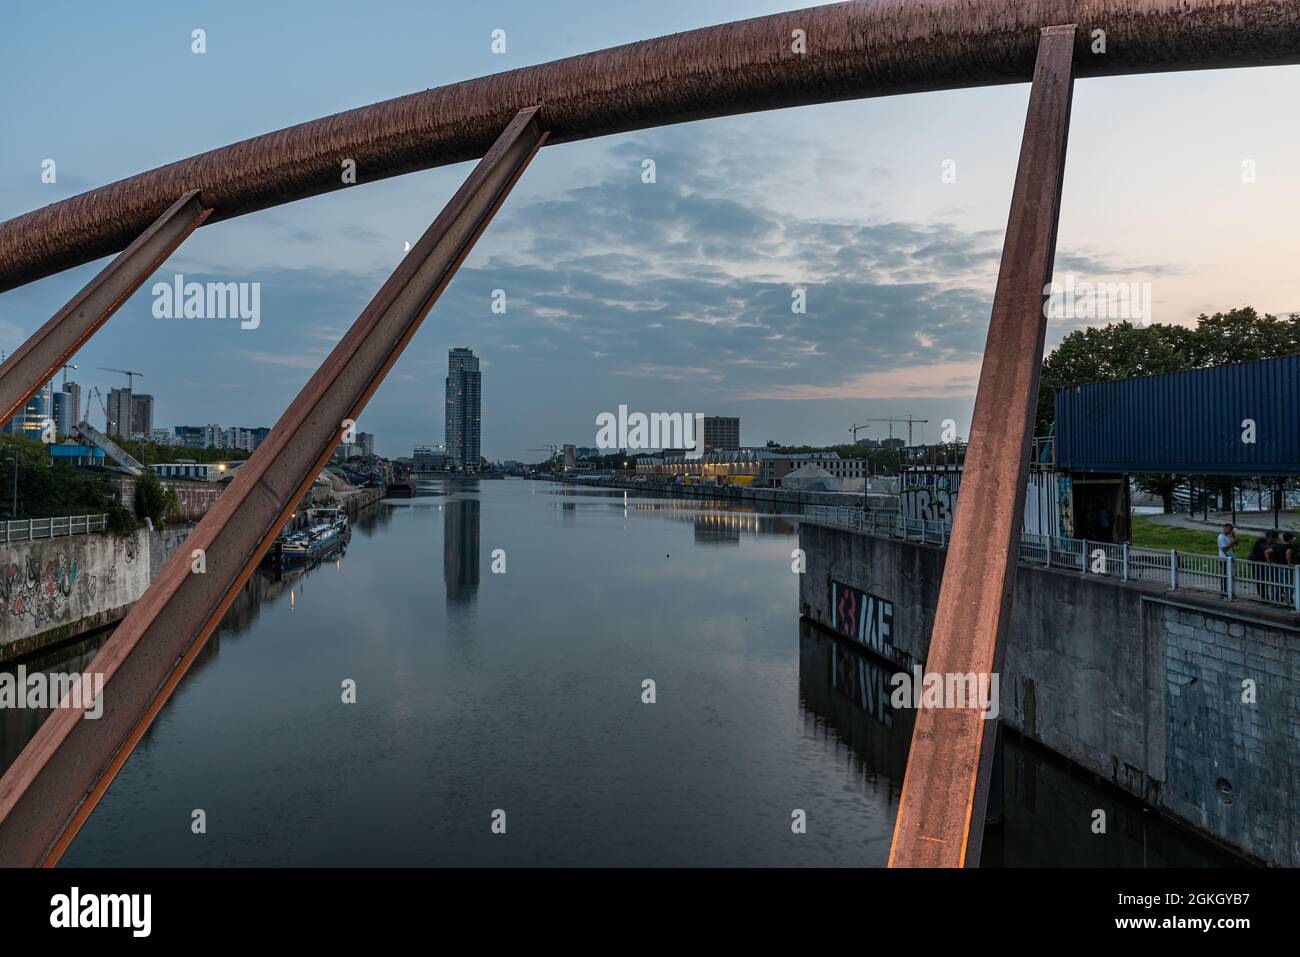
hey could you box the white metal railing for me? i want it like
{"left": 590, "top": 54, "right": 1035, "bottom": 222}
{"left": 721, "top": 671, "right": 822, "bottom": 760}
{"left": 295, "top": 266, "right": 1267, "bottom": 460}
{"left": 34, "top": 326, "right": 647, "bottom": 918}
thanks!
{"left": 801, "top": 505, "right": 1300, "bottom": 612}
{"left": 1, "top": 513, "right": 109, "bottom": 543}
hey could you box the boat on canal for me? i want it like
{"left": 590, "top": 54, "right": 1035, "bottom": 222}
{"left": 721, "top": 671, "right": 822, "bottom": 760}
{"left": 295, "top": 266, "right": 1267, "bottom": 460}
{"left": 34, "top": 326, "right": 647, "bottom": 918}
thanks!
{"left": 265, "top": 506, "right": 350, "bottom": 568}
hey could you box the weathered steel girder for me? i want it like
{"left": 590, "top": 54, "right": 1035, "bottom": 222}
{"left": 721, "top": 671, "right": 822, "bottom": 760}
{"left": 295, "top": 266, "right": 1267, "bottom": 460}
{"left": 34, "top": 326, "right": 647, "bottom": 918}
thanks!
{"left": 0, "top": 0, "right": 1297, "bottom": 870}
{"left": 0, "top": 192, "right": 209, "bottom": 428}
{"left": 0, "top": 107, "right": 547, "bottom": 867}
{"left": 2, "top": 0, "right": 1299, "bottom": 292}
{"left": 889, "top": 25, "right": 1077, "bottom": 868}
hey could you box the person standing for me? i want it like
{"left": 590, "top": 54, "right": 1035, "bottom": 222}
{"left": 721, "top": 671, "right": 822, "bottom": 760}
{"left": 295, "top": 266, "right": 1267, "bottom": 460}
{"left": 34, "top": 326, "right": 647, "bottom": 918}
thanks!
{"left": 1218, "top": 523, "right": 1238, "bottom": 599}
{"left": 1274, "top": 531, "right": 1296, "bottom": 606}
{"left": 1217, "top": 524, "right": 1238, "bottom": 559}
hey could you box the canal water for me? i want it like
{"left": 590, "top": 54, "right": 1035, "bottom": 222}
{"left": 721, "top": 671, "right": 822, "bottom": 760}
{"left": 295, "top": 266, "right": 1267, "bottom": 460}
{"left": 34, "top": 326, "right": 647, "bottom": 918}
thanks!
{"left": 2, "top": 480, "right": 1239, "bottom": 866}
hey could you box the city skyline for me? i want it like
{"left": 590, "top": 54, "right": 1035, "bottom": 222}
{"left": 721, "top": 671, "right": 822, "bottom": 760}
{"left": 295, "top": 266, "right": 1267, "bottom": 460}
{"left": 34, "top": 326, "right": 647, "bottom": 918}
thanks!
{"left": 3, "top": 2, "right": 1300, "bottom": 461}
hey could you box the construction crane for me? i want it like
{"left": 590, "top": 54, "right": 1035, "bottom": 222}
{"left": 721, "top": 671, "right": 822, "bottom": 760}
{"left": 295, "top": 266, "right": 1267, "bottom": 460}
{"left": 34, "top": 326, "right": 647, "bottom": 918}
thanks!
{"left": 97, "top": 367, "right": 144, "bottom": 391}
{"left": 526, "top": 445, "right": 560, "bottom": 461}
{"left": 848, "top": 423, "right": 871, "bottom": 443}
{"left": 59, "top": 363, "right": 77, "bottom": 387}
{"left": 88, "top": 385, "right": 110, "bottom": 430}
{"left": 863, "top": 415, "right": 929, "bottom": 447}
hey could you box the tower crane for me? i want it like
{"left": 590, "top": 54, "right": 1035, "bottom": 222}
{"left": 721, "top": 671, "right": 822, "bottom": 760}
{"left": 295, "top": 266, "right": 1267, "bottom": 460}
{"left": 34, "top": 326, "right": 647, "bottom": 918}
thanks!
{"left": 97, "top": 367, "right": 144, "bottom": 391}
{"left": 862, "top": 416, "right": 930, "bottom": 447}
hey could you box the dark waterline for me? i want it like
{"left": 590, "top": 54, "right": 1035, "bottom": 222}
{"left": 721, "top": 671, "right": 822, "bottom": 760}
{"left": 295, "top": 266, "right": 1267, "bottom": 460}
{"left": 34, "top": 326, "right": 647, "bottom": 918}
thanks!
{"left": 1, "top": 480, "right": 1239, "bottom": 866}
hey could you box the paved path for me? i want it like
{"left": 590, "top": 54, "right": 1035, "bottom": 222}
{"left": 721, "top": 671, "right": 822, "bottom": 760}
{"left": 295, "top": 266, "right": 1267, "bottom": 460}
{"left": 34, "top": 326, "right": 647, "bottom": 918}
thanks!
{"left": 1144, "top": 509, "right": 1300, "bottom": 533}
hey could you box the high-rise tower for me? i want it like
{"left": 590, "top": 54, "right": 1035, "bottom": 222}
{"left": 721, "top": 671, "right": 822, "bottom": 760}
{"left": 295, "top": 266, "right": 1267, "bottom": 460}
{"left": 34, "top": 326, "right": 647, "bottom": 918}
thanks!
{"left": 445, "top": 347, "right": 481, "bottom": 471}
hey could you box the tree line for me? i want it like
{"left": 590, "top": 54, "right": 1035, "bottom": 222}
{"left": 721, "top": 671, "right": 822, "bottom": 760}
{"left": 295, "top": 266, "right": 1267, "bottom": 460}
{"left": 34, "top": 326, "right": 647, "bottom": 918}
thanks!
{"left": 1037, "top": 307, "right": 1300, "bottom": 511}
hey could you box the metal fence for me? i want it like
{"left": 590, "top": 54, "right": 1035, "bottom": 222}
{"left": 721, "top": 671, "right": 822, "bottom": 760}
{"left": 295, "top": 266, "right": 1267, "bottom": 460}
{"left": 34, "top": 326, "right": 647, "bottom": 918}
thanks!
{"left": 1, "top": 513, "right": 109, "bottom": 544}
{"left": 802, "top": 505, "right": 1300, "bottom": 612}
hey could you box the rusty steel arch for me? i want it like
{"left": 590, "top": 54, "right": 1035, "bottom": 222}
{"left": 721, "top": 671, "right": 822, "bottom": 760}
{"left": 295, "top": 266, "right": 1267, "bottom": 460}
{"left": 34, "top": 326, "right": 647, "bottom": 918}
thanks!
{"left": 2, "top": 0, "right": 1299, "bottom": 291}
{"left": 0, "top": 0, "right": 1297, "bottom": 870}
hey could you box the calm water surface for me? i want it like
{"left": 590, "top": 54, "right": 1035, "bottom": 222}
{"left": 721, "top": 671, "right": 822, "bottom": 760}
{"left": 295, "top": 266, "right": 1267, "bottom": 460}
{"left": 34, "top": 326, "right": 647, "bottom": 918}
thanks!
{"left": 1, "top": 479, "right": 1238, "bottom": 866}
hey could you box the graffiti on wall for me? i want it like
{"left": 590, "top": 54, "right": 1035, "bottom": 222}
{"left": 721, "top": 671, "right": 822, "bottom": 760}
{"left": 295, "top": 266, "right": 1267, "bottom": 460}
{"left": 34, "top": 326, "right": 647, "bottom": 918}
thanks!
{"left": 901, "top": 469, "right": 962, "bottom": 528}
{"left": 0, "top": 553, "right": 95, "bottom": 628}
{"left": 1057, "top": 474, "right": 1074, "bottom": 539}
{"left": 831, "top": 579, "right": 895, "bottom": 658}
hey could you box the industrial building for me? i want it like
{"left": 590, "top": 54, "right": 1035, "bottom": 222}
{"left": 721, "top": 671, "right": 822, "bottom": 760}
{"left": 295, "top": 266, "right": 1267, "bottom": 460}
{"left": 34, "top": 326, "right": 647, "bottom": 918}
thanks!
{"left": 702, "top": 416, "right": 740, "bottom": 451}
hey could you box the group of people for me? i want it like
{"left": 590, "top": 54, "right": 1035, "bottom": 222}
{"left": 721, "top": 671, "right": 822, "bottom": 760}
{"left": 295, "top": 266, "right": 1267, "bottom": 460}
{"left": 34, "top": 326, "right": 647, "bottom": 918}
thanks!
{"left": 1217, "top": 524, "right": 1297, "bottom": 604}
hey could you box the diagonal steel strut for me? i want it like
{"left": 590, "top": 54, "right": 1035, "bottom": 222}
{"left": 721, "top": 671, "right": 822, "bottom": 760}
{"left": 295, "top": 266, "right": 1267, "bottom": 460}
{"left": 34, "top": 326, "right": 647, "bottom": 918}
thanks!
{"left": 0, "top": 191, "right": 209, "bottom": 427}
{"left": 888, "top": 25, "right": 1076, "bottom": 868}
{"left": 0, "top": 106, "right": 547, "bottom": 867}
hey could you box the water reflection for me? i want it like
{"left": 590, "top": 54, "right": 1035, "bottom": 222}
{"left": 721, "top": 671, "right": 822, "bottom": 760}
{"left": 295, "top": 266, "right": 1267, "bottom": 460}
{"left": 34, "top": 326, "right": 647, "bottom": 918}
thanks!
{"left": 443, "top": 498, "right": 480, "bottom": 604}
{"left": 797, "top": 619, "right": 1244, "bottom": 867}
{"left": 0, "top": 483, "right": 1244, "bottom": 867}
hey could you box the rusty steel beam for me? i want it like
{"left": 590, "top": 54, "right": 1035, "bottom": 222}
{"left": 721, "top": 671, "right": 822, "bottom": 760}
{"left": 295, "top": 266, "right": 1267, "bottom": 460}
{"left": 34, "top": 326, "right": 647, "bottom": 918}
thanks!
{"left": 2, "top": 0, "right": 1300, "bottom": 292}
{"left": 0, "top": 107, "right": 547, "bottom": 867}
{"left": 888, "top": 24, "right": 1076, "bottom": 868}
{"left": 0, "top": 191, "right": 209, "bottom": 427}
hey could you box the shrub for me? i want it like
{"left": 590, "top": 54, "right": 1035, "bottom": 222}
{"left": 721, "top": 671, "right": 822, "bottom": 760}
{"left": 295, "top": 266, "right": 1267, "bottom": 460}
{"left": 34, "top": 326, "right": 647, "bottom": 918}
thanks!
{"left": 134, "top": 470, "right": 170, "bottom": 529}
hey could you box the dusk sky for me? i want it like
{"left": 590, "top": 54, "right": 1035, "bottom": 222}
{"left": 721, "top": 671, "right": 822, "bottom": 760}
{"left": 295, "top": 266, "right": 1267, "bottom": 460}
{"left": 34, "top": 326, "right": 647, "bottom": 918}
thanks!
{"left": 3, "top": 0, "right": 1299, "bottom": 460}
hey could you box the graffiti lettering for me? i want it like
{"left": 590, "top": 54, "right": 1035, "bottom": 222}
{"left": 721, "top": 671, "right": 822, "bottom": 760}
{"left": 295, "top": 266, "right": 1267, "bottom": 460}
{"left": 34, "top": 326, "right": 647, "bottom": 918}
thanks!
{"left": 831, "top": 580, "right": 894, "bottom": 657}
{"left": 0, "top": 552, "right": 82, "bottom": 628}
{"left": 901, "top": 472, "right": 961, "bottom": 527}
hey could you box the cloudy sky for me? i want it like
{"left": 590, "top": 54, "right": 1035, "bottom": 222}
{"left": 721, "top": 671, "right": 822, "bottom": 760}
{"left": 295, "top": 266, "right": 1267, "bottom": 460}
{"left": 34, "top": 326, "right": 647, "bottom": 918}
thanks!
{"left": 2, "top": 1, "right": 1299, "bottom": 460}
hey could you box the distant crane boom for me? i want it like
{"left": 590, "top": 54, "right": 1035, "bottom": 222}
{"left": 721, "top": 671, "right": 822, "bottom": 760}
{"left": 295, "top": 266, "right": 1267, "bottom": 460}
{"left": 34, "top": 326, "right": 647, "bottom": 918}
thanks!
{"left": 862, "top": 415, "right": 930, "bottom": 446}
{"left": 97, "top": 366, "right": 144, "bottom": 392}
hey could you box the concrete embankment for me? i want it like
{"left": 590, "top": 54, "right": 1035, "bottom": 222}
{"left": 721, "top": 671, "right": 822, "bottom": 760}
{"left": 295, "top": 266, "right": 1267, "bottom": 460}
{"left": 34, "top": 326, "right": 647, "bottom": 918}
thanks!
{"left": 0, "top": 527, "right": 152, "bottom": 663}
{"left": 0, "top": 486, "right": 386, "bottom": 663}
{"left": 800, "top": 520, "right": 1300, "bottom": 866}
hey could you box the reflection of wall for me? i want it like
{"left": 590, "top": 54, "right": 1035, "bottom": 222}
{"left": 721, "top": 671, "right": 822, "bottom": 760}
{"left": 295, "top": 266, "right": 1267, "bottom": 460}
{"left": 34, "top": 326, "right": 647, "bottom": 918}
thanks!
{"left": 799, "top": 521, "right": 1293, "bottom": 865}
{"left": 692, "top": 516, "right": 740, "bottom": 546}
{"left": 631, "top": 503, "right": 796, "bottom": 538}
{"left": 444, "top": 498, "right": 480, "bottom": 603}
{"left": 0, "top": 630, "right": 102, "bottom": 771}
{"left": 799, "top": 621, "right": 912, "bottom": 788}
{"left": 800, "top": 620, "right": 1243, "bottom": 867}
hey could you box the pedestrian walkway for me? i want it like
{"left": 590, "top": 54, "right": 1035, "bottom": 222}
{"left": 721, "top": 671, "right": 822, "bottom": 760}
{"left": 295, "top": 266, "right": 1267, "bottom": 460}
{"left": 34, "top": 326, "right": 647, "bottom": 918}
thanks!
{"left": 1146, "top": 509, "right": 1300, "bottom": 534}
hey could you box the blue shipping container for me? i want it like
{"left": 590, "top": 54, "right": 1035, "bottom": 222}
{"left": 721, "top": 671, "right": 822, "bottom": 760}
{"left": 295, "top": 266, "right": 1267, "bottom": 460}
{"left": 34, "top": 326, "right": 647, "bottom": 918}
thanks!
{"left": 1054, "top": 354, "right": 1300, "bottom": 476}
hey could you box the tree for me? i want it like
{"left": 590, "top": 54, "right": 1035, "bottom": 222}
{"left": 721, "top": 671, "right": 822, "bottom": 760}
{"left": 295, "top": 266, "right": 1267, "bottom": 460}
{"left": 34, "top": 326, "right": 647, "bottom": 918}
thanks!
{"left": 1039, "top": 307, "right": 1300, "bottom": 512}
{"left": 1040, "top": 308, "right": 1300, "bottom": 434}
{"left": 0, "top": 435, "right": 118, "bottom": 519}
{"left": 1037, "top": 321, "right": 1191, "bottom": 434}
{"left": 1134, "top": 474, "right": 1179, "bottom": 514}
{"left": 134, "top": 470, "right": 171, "bottom": 528}
{"left": 1184, "top": 306, "right": 1300, "bottom": 367}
